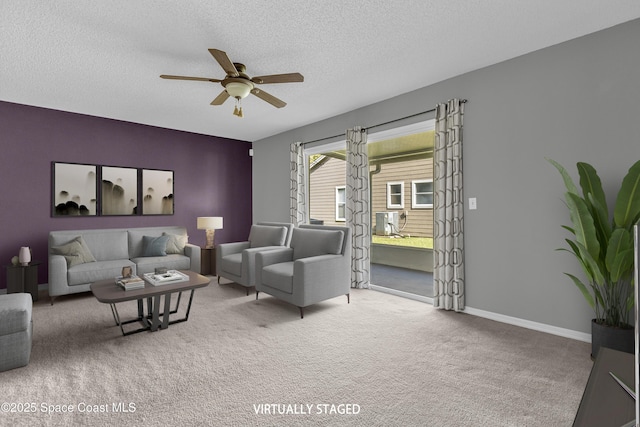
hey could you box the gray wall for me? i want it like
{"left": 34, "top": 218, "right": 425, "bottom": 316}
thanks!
{"left": 252, "top": 19, "right": 640, "bottom": 334}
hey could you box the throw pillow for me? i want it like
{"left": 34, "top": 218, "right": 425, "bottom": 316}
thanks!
{"left": 52, "top": 236, "right": 97, "bottom": 268}
{"left": 163, "top": 232, "right": 188, "bottom": 254}
{"left": 249, "top": 225, "right": 287, "bottom": 248}
{"left": 142, "top": 235, "right": 169, "bottom": 257}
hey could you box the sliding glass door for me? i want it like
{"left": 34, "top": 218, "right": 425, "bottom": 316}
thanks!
{"left": 305, "top": 120, "right": 434, "bottom": 300}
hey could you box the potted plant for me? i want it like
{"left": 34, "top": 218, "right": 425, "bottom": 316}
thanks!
{"left": 548, "top": 158, "right": 640, "bottom": 358}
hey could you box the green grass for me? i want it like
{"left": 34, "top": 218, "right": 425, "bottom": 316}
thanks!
{"left": 371, "top": 235, "right": 433, "bottom": 249}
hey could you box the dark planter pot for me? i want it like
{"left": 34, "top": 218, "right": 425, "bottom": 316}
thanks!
{"left": 591, "top": 319, "right": 634, "bottom": 359}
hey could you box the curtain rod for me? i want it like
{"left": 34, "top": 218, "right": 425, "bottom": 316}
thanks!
{"left": 301, "top": 99, "right": 467, "bottom": 146}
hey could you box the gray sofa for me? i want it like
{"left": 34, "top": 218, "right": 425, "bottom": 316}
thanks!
{"left": 255, "top": 224, "right": 351, "bottom": 318}
{"left": 48, "top": 226, "right": 201, "bottom": 304}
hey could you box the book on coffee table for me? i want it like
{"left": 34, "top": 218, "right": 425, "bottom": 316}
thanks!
{"left": 116, "top": 275, "right": 145, "bottom": 291}
{"left": 143, "top": 270, "right": 189, "bottom": 286}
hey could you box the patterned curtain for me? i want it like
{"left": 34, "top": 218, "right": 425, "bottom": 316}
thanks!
{"left": 290, "top": 141, "right": 307, "bottom": 226}
{"left": 346, "top": 127, "right": 370, "bottom": 289}
{"left": 433, "top": 99, "right": 465, "bottom": 311}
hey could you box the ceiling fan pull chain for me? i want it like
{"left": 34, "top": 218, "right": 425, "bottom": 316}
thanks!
{"left": 233, "top": 99, "right": 240, "bottom": 116}
{"left": 233, "top": 98, "right": 244, "bottom": 118}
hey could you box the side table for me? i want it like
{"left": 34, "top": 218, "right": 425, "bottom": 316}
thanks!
{"left": 573, "top": 347, "right": 635, "bottom": 426}
{"left": 200, "top": 247, "right": 216, "bottom": 276}
{"left": 5, "top": 261, "right": 41, "bottom": 302}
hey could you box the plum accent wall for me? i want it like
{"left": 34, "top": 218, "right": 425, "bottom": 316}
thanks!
{"left": 0, "top": 101, "right": 253, "bottom": 290}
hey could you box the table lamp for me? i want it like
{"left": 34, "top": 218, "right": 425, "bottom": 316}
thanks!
{"left": 197, "top": 217, "right": 223, "bottom": 249}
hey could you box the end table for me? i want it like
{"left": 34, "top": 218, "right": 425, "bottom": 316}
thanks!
{"left": 200, "top": 247, "right": 216, "bottom": 276}
{"left": 5, "top": 261, "right": 41, "bottom": 302}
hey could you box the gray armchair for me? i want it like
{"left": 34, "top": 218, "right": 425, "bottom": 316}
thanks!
{"left": 216, "top": 222, "right": 294, "bottom": 295}
{"left": 255, "top": 224, "right": 351, "bottom": 318}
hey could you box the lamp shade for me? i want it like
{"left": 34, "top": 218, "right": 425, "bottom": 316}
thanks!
{"left": 197, "top": 217, "right": 223, "bottom": 230}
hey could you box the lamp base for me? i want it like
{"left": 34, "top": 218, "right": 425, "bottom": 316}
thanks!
{"left": 205, "top": 229, "right": 216, "bottom": 249}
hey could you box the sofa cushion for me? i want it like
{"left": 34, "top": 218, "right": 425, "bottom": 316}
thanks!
{"left": 220, "top": 253, "right": 243, "bottom": 277}
{"left": 163, "top": 232, "right": 188, "bottom": 254}
{"left": 142, "top": 235, "right": 169, "bottom": 257}
{"left": 0, "top": 294, "right": 32, "bottom": 336}
{"left": 51, "top": 236, "right": 97, "bottom": 267}
{"left": 291, "top": 228, "right": 344, "bottom": 260}
{"left": 67, "top": 259, "right": 135, "bottom": 286}
{"left": 262, "top": 261, "right": 294, "bottom": 294}
{"left": 249, "top": 225, "right": 287, "bottom": 248}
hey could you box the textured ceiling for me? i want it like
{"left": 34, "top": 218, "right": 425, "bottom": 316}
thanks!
{"left": 2, "top": 1, "right": 640, "bottom": 142}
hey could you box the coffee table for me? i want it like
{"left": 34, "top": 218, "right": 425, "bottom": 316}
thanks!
{"left": 90, "top": 270, "right": 210, "bottom": 336}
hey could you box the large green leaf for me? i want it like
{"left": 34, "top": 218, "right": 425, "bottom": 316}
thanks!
{"left": 578, "top": 162, "right": 607, "bottom": 212}
{"left": 587, "top": 193, "right": 612, "bottom": 246}
{"left": 573, "top": 241, "right": 606, "bottom": 286}
{"left": 610, "top": 249, "right": 634, "bottom": 283}
{"left": 614, "top": 159, "right": 640, "bottom": 229}
{"left": 565, "top": 192, "right": 600, "bottom": 261}
{"left": 605, "top": 228, "right": 633, "bottom": 281}
{"left": 547, "top": 158, "right": 579, "bottom": 196}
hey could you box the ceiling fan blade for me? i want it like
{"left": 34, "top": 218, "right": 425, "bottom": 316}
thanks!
{"left": 251, "top": 73, "right": 304, "bottom": 84}
{"left": 160, "top": 74, "right": 221, "bottom": 83}
{"left": 250, "top": 88, "right": 286, "bottom": 108}
{"left": 208, "top": 49, "right": 238, "bottom": 77}
{"left": 211, "top": 90, "right": 230, "bottom": 105}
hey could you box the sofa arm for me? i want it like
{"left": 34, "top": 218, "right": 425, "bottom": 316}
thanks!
{"left": 48, "top": 255, "right": 69, "bottom": 297}
{"left": 293, "top": 254, "right": 350, "bottom": 304}
{"left": 184, "top": 243, "right": 201, "bottom": 274}
{"left": 242, "top": 246, "right": 289, "bottom": 285}
{"left": 255, "top": 248, "right": 294, "bottom": 288}
{"left": 217, "top": 241, "right": 250, "bottom": 257}
{"left": 256, "top": 248, "right": 294, "bottom": 269}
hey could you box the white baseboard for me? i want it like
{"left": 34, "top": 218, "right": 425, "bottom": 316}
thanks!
{"left": 368, "top": 285, "right": 591, "bottom": 343}
{"left": 464, "top": 305, "right": 591, "bottom": 343}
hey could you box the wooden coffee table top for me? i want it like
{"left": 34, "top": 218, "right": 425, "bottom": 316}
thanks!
{"left": 90, "top": 270, "right": 210, "bottom": 304}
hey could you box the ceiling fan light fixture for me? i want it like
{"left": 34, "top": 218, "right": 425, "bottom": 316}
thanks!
{"left": 225, "top": 82, "right": 251, "bottom": 99}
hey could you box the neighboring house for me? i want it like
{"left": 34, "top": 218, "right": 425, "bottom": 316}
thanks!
{"left": 308, "top": 155, "right": 433, "bottom": 238}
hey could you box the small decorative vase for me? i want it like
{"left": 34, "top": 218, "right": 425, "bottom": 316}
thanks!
{"left": 18, "top": 247, "right": 31, "bottom": 266}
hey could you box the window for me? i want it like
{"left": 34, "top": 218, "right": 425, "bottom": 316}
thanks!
{"left": 386, "top": 181, "right": 404, "bottom": 209}
{"left": 335, "top": 186, "right": 346, "bottom": 221}
{"left": 412, "top": 179, "right": 433, "bottom": 208}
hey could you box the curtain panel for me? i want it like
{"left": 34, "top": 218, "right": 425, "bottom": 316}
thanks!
{"left": 433, "top": 99, "right": 465, "bottom": 311}
{"left": 290, "top": 141, "right": 307, "bottom": 226}
{"left": 346, "top": 127, "right": 371, "bottom": 289}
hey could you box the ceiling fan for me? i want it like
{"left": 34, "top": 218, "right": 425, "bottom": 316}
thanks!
{"left": 160, "top": 49, "right": 304, "bottom": 117}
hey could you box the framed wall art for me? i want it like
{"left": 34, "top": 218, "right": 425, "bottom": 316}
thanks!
{"left": 100, "top": 166, "right": 139, "bottom": 216}
{"left": 142, "top": 169, "right": 174, "bottom": 215}
{"left": 52, "top": 162, "right": 98, "bottom": 216}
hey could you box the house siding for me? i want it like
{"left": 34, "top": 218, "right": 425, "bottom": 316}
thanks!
{"left": 309, "top": 156, "right": 433, "bottom": 237}
{"left": 371, "top": 157, "right": 433, "bottom": 237}
{"left": 309, "top": 157, "right": 346, "bottom": 226}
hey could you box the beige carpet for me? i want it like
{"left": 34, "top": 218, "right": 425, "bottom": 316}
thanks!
{"left": 1, "top": 280, "right": 592, "bottom": 426}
